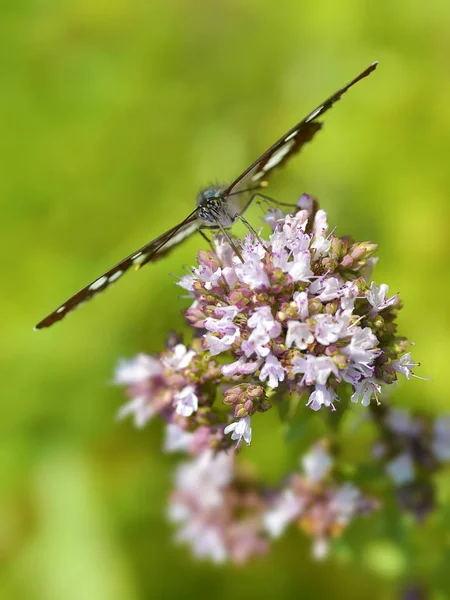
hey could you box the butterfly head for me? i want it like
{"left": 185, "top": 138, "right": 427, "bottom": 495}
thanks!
{"left": 196, "top": 185, "right": 234, "bottom": 227}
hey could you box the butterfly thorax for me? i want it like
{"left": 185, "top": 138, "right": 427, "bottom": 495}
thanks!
{"left": 196, "top": 185, "right": 237, "bottom": 228}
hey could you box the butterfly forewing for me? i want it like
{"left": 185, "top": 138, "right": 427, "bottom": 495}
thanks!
{"left": 224, "top": 61, "right": 378, "bottom": 197}
{"left": 35, "top": 214, "right": 199, "bottom": 330}
{"left": 36, "top": 62, "right": 378, "bottom": 330}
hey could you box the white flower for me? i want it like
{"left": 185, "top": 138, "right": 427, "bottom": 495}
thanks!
{"left": 392, "top": 352, "right": 421, "bottom": 380}
{"left": 242, "top": 307, "right": 281, "bottom": 359}
{"left": 164, "top": 423, "right": 193, "bottom": 453}
{"left": 224, "top": 416, "right": 252, "bottom": 446}
{"left": 221, "top": 357, "right": 261, "bottom": 377}
{"left": 162, "top": 344, "right": 195, "bottom": 370}
{"left": 117, "top": 394, "right": 155, "bottom": 427}
{"left": 302, "top": 443, "right": 333, "bottom": 482}
{"left": 314, "top": 313, "right": 345, "bottom": 346}
{"left": 247, "top": 306, "right": 281, "bottom": 339}
{"left": 173, "top": 450, "right": 234, "bottom": 508}
{"left": 286, "top": 320, "right": 313, "bottom": 350}
{"left": 287, "top": 251, "right": 313, "bottom": 282}
{"left": 309, "top": 276, "right": 342, "bottom": 301}
{"left": 367, "top": 282, "right": 398, "bottom": 312}
{"left": 343, "top": 327, "right": 379, "bottom": 368}
{"left": 312, "top": 209, "right": 329, "bottom": 238}
{"left": 350, "top": 378, "right": 381, "bottom": 407}
{"left": 292, "top": 355, "right": 339, "bottom": 386}
{"left": 281, "top": 213, "right": 309, "bottom": 248}
{"left": 242, "top": 328, "right": 271, "bottom": 359}
{"left": 115, "top": 353, "right": 161, "bottom": 384}
{"left": 259, "top": 353, "right": 285, "bottom": 389}
{"left": 340, "top": 281, "right": 358, "bottom": 313}
{"left": 311, "top": 237, "right": 331, "bottom": 261}
{"left": 204, "top": 306, "right": 240, "bottom": 356}
{"left": 264, "top": 207, "right": 284, "bottom": 230}
{"left": 306, "top": 384, "right": 337, "bottom": 411}
{"left": 174, "top": 385, "right": 199, "bottom": 417}
{"left": 204, "top": 334, "right": 233, "bottom": 356}
{"left": 386, "top": 452, "right": 415, "bottom": 485}
{"left": 293, "top": 291, "right": 309, "bottom": 319}
{"left": 342, "top": 366, "right": 363, "bottom": 386}
{"left": 214, "top": 236, "right": 235, "bottom": 267}
{"left": 194, "top": 263, "right": 222, "bottom": 290}
{"left": 176, "top": 522, "right": 228, "bottom": 564}
{"left": 263, "top": 490, "right": 303, "bottom": 538}
{"left": 235, "top": 239, "right": 269, "bottom": 289}
{"left": 177, "top": 273, "right": 195, "bottom": 291}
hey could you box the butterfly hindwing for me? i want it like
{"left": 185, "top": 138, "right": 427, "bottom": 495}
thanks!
{"left": 35, "top": 215, "right": 198, "bottom": 329}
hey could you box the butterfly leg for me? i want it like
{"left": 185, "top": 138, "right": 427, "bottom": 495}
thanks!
{"left": 197, "top": 228, "right": 215, "bottom": 250}
{"left": 206, "top": 221, "right": 244, "bottom": 262}
{"left": 251, "top": 191, "right": 298, "bottom": 210}
{"left": 235, "top": 214, "right": 269, "bottom": 252}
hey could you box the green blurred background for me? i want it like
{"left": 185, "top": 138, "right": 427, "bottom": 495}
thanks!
{"left": 2, "top": 0, "right": 450, "bottom": 598}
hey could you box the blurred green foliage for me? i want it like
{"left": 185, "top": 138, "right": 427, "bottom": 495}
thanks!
{"left": 2, "top": 1, "right": 450, "bottom": 598}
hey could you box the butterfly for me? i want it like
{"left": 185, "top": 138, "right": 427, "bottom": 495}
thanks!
{"left": 35, "top": 61, "right": 378, "bottom": 330}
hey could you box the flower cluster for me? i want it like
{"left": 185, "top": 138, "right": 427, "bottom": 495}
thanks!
{"left": 113, "top": 194, "right": 435, "bottom": 565}
{"left": 263, "top": 441, "right": 378, "bottom": 559}
{"left": 168, "top": 450, "right": 268, "bottom": 564}
{"left": 168, "top": 441, "right": 376, "bottom": 563}
{"left": 117, "top": 195, "right": 420, "bottom": 449}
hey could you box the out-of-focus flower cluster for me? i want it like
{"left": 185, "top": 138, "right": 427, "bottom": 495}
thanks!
{"left": 371, "top": 406, "right": 450, "bottom": 521}
{"left": 167, "top": 441, "right": 377, "bottom": 563}
{"left": 114, "top": 195, "right": 438, "bottom": 565}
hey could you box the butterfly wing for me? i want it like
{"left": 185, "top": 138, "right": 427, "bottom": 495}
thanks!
{"left": 35, "top": 213, "right": 199, "bottom": 330}
{"left": 224, "top": 62, "right": 378, "bottom": 197}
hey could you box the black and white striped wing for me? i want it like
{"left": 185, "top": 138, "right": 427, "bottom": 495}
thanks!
{"left": 35, "top": 214, "right": 199, "bottom": 330}
{"left": 224, "top": 62, "right": 378, "bottom": 196}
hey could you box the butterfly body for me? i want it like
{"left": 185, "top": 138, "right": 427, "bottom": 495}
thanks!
{"left": 35, "top": 62, "right": 378, "bottom": 330}
{"left": 197, "top": 185, "right": 248, "bottom": 229}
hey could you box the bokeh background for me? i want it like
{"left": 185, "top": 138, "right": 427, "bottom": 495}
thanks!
{"left": 3, "top": 1, "right": 450, "bottom": 598}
